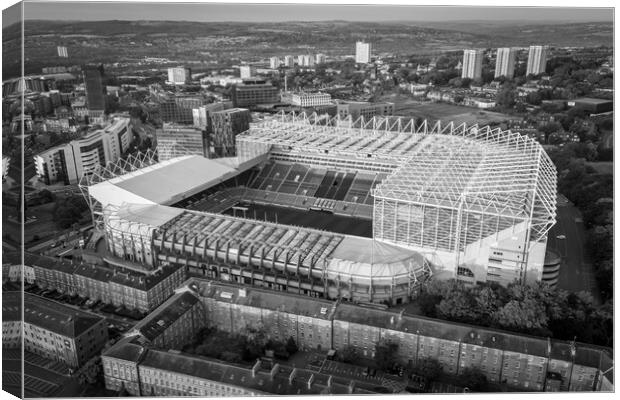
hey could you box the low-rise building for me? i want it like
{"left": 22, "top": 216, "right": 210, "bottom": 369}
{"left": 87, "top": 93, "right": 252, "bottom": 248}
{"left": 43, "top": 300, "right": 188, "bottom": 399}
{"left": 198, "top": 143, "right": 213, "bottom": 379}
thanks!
{"left": 24, "top": 252, "right": 185, "bottom": 313}
{"left": 103, "top": 337, "right": 380, "bottom": 396}
{"left": 191, "top": 279, "right": 612, "bottom": 392}
{"left": 567, "top": 98, "right": 613, "bottom": 114}
{"left": 127, "top": 291, "right": 206, "bottom": 349}
{"left": 103, "top": 278, "right": 614, "bottom": 394}
{"left": 4, "top": 292, "right": 108, "bottom": 368}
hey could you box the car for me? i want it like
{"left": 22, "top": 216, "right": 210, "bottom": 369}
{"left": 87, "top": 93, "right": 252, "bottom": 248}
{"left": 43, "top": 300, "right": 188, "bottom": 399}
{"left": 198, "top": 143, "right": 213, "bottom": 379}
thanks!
{"left": 556, "top": 235, "right": 566, "bottom": 240}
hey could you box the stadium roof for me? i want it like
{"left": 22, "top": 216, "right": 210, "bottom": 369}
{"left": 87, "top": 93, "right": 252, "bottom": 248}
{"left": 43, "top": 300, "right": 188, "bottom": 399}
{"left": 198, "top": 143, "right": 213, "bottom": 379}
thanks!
{"left": 373, "top": 126, "right": 557, "bottom": 241}
{"left": 239, "top": 112, "right": 556, "bottom": 242}
{"left": 105, "top": 204, "right": 428, "bottom": 282}
{"left": 326, "top": 236, "right": 429, "bottom": 282}
{"left": 237, "top": 115, "right": 428, "bottom": 165}
{"left": 104, "top": 203, "right": 184, "bottom": 238}
{"left": 89, "top": 155, "right": 239, "bottom": 207}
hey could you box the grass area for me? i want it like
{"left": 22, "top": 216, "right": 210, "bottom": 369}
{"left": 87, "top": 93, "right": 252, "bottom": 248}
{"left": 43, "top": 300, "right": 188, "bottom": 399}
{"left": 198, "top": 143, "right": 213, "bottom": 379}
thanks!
{"left": 380, "top": 94, "right": 514, "bottom": 126}
{"left": 223, "top": 202, "right": 373, "bottom": 237}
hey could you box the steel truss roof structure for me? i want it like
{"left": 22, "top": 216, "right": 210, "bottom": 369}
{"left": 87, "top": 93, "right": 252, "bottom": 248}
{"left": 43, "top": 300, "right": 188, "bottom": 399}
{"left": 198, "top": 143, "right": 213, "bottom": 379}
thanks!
{"left": 241, "top": 111, "right": 556, "bottom": 244}
{"left": 79, "top": 149, "right": 159, "bottom": 227}
{"left": 374, "top": 124, "right": 557, "bottom": 243}
{"left": 238, "top": 112, "right": 431, "bottom": 164}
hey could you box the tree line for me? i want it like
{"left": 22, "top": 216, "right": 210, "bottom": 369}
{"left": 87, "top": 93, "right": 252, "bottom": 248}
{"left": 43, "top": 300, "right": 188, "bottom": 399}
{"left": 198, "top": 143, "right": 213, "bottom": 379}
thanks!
{"left": 417, "top": 279, "right": 612, "bottom": 348}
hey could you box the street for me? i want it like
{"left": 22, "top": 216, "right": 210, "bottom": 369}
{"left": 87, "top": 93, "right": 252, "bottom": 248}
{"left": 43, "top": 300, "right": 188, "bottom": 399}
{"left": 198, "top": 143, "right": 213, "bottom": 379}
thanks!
{"left": 547, "top": 195, "right": 600, "bottom": 303}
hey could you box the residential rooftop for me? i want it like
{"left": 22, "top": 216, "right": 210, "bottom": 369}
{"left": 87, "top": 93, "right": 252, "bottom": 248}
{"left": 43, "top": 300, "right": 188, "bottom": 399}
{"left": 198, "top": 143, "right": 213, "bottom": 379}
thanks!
{"left": 5, "top": 292, "right": 105, "bottom": 338}
{"left": 128, "top": 291, "right": 201, "bottom": 342}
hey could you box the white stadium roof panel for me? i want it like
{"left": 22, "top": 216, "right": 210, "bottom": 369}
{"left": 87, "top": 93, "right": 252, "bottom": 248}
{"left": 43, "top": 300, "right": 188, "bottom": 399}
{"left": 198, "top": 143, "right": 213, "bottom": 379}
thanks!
{"left": 91, "top": 155, "right": 238, "bottom": 207}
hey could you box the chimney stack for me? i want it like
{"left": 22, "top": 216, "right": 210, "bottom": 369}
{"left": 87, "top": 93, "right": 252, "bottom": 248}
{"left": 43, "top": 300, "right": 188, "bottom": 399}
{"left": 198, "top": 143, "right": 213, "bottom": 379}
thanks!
{"left": 251, "top": 359, "right": 260, "bottom": 378}
{"left": 307, "top": 374, "right": 315, "bottom": 390}
{"left": 288, "top": 368, "right": 297, "bottom": 385}
{"left": 270, "top": 363, "right": 279, "bottom": 380}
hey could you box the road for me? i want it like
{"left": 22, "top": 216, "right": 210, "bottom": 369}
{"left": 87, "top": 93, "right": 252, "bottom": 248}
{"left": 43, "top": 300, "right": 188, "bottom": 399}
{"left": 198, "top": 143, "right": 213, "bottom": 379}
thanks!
{"left": 547, "top": 194, "right": 600, "bottom": 303}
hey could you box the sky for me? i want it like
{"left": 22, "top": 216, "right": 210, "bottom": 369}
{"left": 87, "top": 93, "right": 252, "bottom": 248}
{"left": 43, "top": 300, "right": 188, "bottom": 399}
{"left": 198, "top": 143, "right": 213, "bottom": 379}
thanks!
{"left": 2, "top": 1, "right": 615, "bottom": 28}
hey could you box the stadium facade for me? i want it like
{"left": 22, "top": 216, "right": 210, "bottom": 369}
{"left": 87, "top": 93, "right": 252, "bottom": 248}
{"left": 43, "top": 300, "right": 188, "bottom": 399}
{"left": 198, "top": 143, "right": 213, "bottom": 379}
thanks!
{"left": 82, "top": 112, "right": 556, "bottom": 305}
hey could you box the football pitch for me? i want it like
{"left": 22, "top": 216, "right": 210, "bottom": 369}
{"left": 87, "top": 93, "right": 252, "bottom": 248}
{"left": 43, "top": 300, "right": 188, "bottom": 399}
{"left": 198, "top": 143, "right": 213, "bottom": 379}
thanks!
{"left": 223, "top": 202, "right": 373, "bottom": 237}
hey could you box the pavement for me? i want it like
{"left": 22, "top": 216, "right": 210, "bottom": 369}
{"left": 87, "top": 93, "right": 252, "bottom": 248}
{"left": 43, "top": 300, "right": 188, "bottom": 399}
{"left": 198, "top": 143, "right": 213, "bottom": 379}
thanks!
{"left": 548, "top": 194, "right": 600, "bottom": 303}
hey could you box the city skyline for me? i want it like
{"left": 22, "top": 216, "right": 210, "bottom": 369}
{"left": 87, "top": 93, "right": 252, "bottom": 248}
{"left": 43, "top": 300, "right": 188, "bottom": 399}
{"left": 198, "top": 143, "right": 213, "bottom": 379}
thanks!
{"left": 2, "top": 1, "right": 614, "bottom": 28}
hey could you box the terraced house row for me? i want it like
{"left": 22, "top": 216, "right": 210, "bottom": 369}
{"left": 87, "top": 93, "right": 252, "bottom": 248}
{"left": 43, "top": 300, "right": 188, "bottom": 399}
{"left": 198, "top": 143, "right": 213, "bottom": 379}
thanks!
{"left": 3, "top": 292, "right": 108, "bottom": 368}
{"left": 13, "top": 252, "right": 186, "bottom": 313}
{"left": 103, "top": 278, "right": 613, "bottom": 393}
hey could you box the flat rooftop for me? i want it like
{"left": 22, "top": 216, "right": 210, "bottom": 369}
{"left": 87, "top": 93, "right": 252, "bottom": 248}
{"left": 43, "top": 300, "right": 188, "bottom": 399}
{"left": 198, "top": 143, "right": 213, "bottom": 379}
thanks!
{"left": 90, "top": 155, "right": 241, "bottom": 207}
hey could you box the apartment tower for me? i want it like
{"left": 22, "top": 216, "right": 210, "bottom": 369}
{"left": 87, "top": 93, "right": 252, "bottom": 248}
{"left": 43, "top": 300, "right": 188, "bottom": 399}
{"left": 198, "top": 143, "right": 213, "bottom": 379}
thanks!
{"left": 527, "top": 45, "right": 549, "bottom": 76}
{"left": 495, "top": 48, "right": 516, "bottom": 79}
{"left": 461, "top": 49, "right": 484, "bottom": 80}
{"left": 355, "top": 41, "right": 371, "bottom": 64}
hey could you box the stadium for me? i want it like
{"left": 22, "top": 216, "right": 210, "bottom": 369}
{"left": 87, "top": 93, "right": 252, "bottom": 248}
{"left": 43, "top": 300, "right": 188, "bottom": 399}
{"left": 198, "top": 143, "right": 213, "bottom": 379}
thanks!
{"left": 81, "top": 112, "right": 557, "bottom": 305}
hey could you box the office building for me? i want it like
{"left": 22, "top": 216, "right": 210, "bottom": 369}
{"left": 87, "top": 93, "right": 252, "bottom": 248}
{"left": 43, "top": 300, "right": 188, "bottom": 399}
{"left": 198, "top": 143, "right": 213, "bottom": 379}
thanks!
{"left": 33, "top": 117, "right": 131, "bottom": 185}
{"left": 231, "top": 79, "right": 279, "bottom": 108}
{"left": 159, "top": 95, "right": 205, "bottom": 125}
{"left": 239, "top": 65, "right": 255, "bottom": 79}
{"left": 282, "top": 92, "right": 332, "bottom": 107}
{"left": 82, "top": 64, "right": 106, "bottom": 117}
{"left": 192, "top": 101, "right": 233, "bottom": 130}
{"left": 208, "top": 108, "right": 251, "bottom": 157}
{"left": 269, "top": 56, "right": 280, "bottom": 69}
{"left": 355, "top": 41, "right": 372, "bottom": 64}
{"left": 156, "top": 124, "right": 207, "bottom": 161}
{"left": 335, "top": 101, "right": 394, "bottom": 120}
{"left": 167, "top": 67, "right": 191, "bottom": 85}
{"left": 527, "top": 45, "right": 549, "bottom": 76}
{"left": 461, "top": 49, "right": 484, "bottom": 79}
{"left": 495, "top": 47, "right": 516, "bottom": 79}
{"left": 4, "top": 292, "right": 108, "bottom": 368}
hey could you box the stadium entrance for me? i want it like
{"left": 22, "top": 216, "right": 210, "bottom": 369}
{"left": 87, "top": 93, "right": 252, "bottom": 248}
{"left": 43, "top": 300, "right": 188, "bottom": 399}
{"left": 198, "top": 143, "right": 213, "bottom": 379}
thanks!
{"left": 223, "top": 202, "right": 373, "bottom": 237}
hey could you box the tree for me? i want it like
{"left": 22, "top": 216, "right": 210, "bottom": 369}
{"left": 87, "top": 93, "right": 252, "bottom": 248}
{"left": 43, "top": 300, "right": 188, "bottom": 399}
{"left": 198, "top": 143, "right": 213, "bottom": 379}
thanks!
{"left": 39, "top": 189, "right": 54, "bottom": 203}
{"left": 538, "top": 122, "right": 562, "bottom": 143}
{"left": 285, "top": 336, "right": 298, "bottom": 355}
{"left": 437, "top": 288, "right": 481, "bottom": 324}
{"left": 492, "top": 297, "right": 549, "bottom": 335}
{"left": 338, "top": 345, "right": 359, "bottom": 364}
{"left": 412, "top": 358, "right": 442, "bottom": 381}
{"left": 495, "top": 83, "right": 517, "bottom": 110}
{"left": 374, "top": 339, "right": 399, "bottom": 371}
{"left": 457, "top": 368, "right": 489, "bottom": 391}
